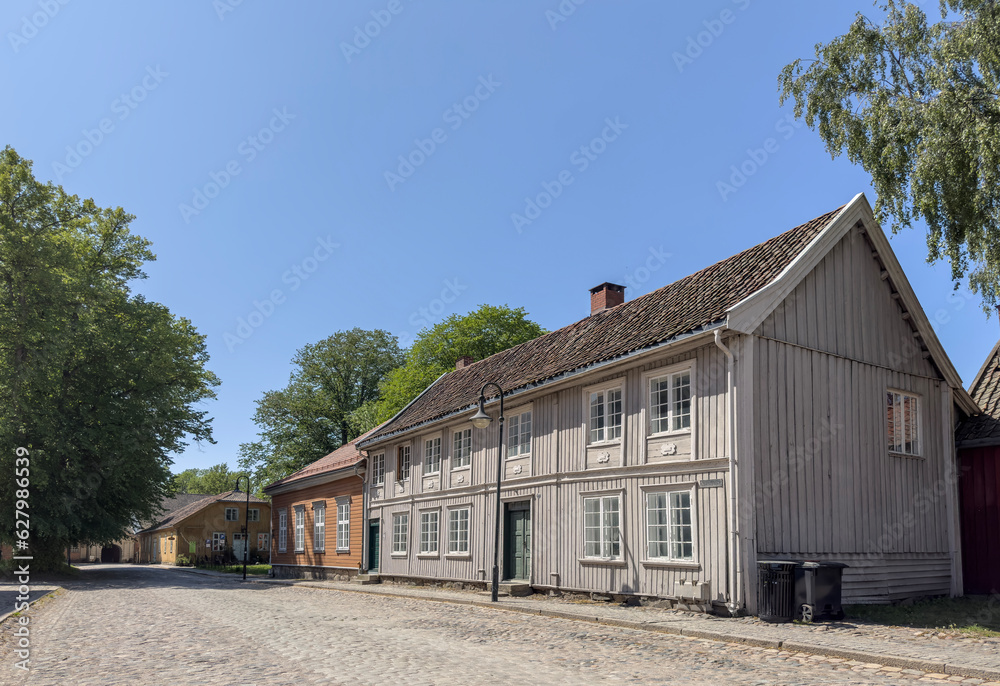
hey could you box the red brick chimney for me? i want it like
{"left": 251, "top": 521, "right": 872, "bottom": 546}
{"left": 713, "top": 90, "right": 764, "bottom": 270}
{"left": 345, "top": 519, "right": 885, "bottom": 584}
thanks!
{"left": 455, "top": 355, "right": 474, "bottom": 370}
{"left": 590, "top": 283, "right": 626, "bottom": 315}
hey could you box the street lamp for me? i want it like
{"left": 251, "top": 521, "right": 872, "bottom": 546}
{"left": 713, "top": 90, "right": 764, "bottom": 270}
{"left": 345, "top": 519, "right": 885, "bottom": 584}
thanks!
{"left": 471, "top": 381, "right": 504, "bottom": 602}
{"left": 233, "top": 475, "right": 251, "bottom": 581}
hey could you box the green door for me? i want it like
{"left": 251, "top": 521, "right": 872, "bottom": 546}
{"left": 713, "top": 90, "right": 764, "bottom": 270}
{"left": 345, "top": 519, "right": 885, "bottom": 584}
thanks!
{"left": 504, "top": 502, "right": 531, "bottom": 581}
{"left": 368, "top": 520, "right": 380, "bottom": 572}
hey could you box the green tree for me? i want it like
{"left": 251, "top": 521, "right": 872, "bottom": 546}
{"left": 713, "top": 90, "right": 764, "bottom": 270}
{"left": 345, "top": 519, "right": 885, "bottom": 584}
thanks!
{"left": 0, "top": 147, "right": 219, "bottom": 569}
{"left": 171, "top": 463, "right": 237, "bottom": 495}
{"left": 238, "top": 328, "right": 403, "bottom": 487}
{"left": 779, "top": 0, "right": 1000, "bottom": 308}
{"left": 350, "top": 304, "right": 545, "bottom": 434}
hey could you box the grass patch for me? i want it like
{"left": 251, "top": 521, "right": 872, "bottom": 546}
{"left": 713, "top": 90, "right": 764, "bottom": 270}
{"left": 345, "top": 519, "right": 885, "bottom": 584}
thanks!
{"left": 196, "top": 564, "right": 271, "bottom": 576}
{"left": 845, "top": 595, "right": 1000, "bottom": 637}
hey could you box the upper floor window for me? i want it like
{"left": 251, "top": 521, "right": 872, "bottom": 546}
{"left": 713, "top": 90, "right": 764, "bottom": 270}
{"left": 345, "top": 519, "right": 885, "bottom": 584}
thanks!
{"left": 397, "top": 445, "right": 411, "bottom": 481}
{"left": 371, "top": 453, "right": 385, "bottom": 486}
{"left": 248, "top": 508, "right": 260, "bottom": 522}
{"left": 225, "top": 507, "right": 239, "bottom": 521}
{"left": 590, "top": 387, "right": 623, "bottom": 443}
{"left": 888, "top": 390, "right": 920, "bottom": 456}
{"left": 507, "top": 410, "right": 532, "bottom": 458}
{"left": 452, "top": 428, "right": 472, "bottom": 469}
{"left": 424, "top": 437, "right": 442, "bottom": 474}
{"left": 649, "top": 369, "right": 691, "bottom": 434}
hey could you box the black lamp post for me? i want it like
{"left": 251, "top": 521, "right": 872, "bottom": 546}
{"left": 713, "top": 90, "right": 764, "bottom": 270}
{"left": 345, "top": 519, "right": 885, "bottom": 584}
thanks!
{"left": 234, "top": 475, "right": 251, "bottom": 581}
{"left": 470, "top": 381, "right": 504, "bottom": 602}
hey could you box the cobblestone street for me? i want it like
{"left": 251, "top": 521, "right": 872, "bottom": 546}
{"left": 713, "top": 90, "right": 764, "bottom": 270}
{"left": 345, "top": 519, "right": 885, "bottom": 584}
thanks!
{"left": 0, "top": 565, "right": 989, "bottom": 685}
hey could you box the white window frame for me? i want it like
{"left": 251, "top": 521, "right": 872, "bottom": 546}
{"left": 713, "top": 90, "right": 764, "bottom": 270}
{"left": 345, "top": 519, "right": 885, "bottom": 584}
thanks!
{"left": 419, "top": 510, "right": 440, "bottom": 556}
{"left": 336, "top": 497, "right": 350, "bottom": 552}
{"left": 452, "top": 427, "right": 472, "bottom": 469}
{"left": 645, "top": 362, "right": 695, "bottom": 437}
{"left": 585, "top": 379, "right": 625, "bottom": 445}
{"left": 225, "top": 507, "right": 239, "bottom": 521}
{"left": 212, "top": 531, "right": 225, "bottom": 552}
{"left": 258, "top": 532, "right": 269, "bottom": 551}
{"left": 582, "top": 493, "right": 622, "bottom": 560}
{"left": 294, "top": 506, "right": 305, "bottom": 553}
{"left": 423, "top": 435, "right": 442, "bottom": 475}
{"left": 248, "top": 508, "right": 260, "bottom": 522}
{"left": 447, "top": 507, "right": 471, "bottom": 556}
{"left": 506, "top": 407, "right": 533, "bottom": 459}
{"left": 887, "top": 389, "right": 921, "bottom": 457}
{"left": 277, "top": 509, "right": 287, "bottom": 552}
{"left": 644, "top": 487, "right": 696, "bottom": 563}
{"left": 312, "top": 501, "right": 326, "bottom": 552}
{"left": 397, "top": 445, "right": 411, "bottom": 482}
{"left": 391, "top": 512, "right": 409, "bottom": 556}
{"left": 371, "top": 453, "right": 385, "bottom": 486}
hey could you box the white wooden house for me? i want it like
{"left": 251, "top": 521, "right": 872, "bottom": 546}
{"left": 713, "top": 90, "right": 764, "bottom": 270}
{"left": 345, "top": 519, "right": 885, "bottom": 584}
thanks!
{"left": 357, "top": 194, "right": 977, "bottom": 613}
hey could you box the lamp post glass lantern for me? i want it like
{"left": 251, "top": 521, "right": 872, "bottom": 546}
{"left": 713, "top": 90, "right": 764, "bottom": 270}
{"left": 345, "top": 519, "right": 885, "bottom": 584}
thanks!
{"left": 234, "top": 475, "right": 251, "bottom": 581}
{"left": 471, "top": 381, "right": 505, "bottom": 602}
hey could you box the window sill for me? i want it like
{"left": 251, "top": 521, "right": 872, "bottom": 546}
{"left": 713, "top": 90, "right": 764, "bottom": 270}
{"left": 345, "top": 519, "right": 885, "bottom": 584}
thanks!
{"left": 578, "top": 557, "right": 626, "bottom": 567}
{"left": 587, "top": 439, "right": 622, "bottom": 448}
{"left": 390, "top": 552, "right": 408, "bottom": 558}
{"left": 417, "top": 552, "right": 440, "bottom": 559}
{"left": 445, "top": 553, "right": 471, "bottom": 560}
{"left": 294, "top": 549, "right": 305, "bottom": 554}
{"left": 336, "top": 548, "right": 350, "bottom": 554}
{"left": 889, "top": 451, "right": 924, "bottom": 460}
{"left": 640, "top": 559, "right": 700, "bottom": 570}
{"left": 312, "top": 549, "right": 325, "bottom": 554}
{"left": 648, "top": 429, "right": 692, "bottom": 440}
{"left": 450, "top": 465, "right": 471, "bottom": 472}
{"left": 423, "top": 471, "right": 441, "bottom": 477}
{"left": 505, "top": 453, "right": 531, "bottom": 461}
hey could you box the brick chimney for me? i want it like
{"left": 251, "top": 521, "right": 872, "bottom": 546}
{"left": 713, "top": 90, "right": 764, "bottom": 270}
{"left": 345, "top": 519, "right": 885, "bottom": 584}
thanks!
{"left": 455, "top": 355, "right": 474, "bottom": 370}
{"left": 590, "top": 283, "right": 626, "bottom": 315}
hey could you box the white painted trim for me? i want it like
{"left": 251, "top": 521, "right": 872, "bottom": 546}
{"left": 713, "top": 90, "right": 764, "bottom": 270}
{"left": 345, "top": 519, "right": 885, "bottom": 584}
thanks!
{"left": 642, "top": 360, "right": 697, "bottom": 460}
{"left": 641, "top": 484, "right": 699, "bottom": 566}
{"left": 583, "top": 377, "right": 626, "bottom": 449}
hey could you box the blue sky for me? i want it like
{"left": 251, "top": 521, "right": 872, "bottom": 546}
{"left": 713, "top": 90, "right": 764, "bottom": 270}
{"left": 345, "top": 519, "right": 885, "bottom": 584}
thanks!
{"left": 4, "top": 0, "right": 992, "bottom": 474}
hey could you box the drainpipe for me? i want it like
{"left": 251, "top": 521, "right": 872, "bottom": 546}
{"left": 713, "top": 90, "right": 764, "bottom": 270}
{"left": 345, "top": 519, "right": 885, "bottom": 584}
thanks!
{"left": 714, "top": 329, "right": 741, "bottom": 614}
{"left": 355, "top": 457, "right": 368, "bottom": 574}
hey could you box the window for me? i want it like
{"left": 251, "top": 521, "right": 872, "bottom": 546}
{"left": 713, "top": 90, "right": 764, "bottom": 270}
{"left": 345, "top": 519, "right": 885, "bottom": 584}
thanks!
{"left": 397, "top": 445, "right": 411, "bottom": 481}
{"left": 506, "top": 410, "right": 532, "bottom": 458}
{"left": 212, "top": 532, "right": 225, "bottom": 552}
{"left": 337, "top": 500, "right": 350, "bottom": 551}
{"left": 371, "top": 453, "right": 385, "bottom": 486}
{"left": 294, "top": 506, "right": 305, "bottom": 552}
{"left": 646, "top": 490, "right": 694, "bottom": 560}
{"left": 248, "top": 508, "right": 260, "bottom": 522}
{"left": 448, "top": 508, "right": 470, "bottom": 554}
{"left": 584, "top": 495, "right": 621, "bottom": 559}
{"left": 258, "top": 533, "right": 269, "bottom": 551}
{"left": 313, "top": 502, "right": 326, "bottom": 552}
{"left": 452, "top": 429, "right": 472, "bottom": 469}
{"left": 225, "top": 507, "right": 239, "bottom": 521}
{"left": 649, "top": 370, "right": 691, "bottom": 434}
{"left": 278, "top": 510, "right": 287, "bottom": 552}
{"left": 887, "top": 390, "right": 920, "bottom": 456}
{"left": 392, "top": 513, "right": 409, "bottom": 555}
{"left": 424, "top": 437, "right": 442, "bottom": 474}
{"left": 420, "top": 511, "right": 439, "bottom": 554}
{"left": 169, "top": 539, "right": 173, "bottom": 554}
{"left": 590, "top": 387, "right": 623, "bottom": 443}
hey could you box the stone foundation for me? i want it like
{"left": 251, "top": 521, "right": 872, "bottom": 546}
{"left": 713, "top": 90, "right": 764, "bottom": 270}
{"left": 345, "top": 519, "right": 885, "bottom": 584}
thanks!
{"left": 271, "top": 565, "right": 357, "bottom": 582}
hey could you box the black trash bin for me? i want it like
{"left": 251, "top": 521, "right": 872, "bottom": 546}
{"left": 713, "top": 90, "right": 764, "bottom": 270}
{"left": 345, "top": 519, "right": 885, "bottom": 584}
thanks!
{"left": 757, "top": 560, "right": 797, "bottom": 623}
{"left": 794, "top": 561, "right": 848, "bottom": 622}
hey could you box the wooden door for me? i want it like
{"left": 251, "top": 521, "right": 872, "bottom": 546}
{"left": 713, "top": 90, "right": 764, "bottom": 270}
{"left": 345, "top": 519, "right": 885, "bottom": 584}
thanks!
{"left": 504, "top": 502, "right": 531, "bottom": 581}
{"left": 959, "top": 447, "right": 1000, "bottom": 594}
{"left": 368, "top": 520, "right": 380, "bottom": 572}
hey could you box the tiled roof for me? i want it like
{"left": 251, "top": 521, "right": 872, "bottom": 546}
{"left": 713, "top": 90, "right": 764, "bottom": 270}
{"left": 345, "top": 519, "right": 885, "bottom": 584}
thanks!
{"left": 141, "top": 490, "right": 268, "bottom": 533}
{"left": 264, "top": 428, "right": 379, "bottom": 492}
{"left": 361, "top": 206, "right": 843, "bottom": 445}
{"left": 957, "top": 341, "right": 1000, "bottom": 444}
{"left": 135, "top": 493, "right": 211, "bottom": 532}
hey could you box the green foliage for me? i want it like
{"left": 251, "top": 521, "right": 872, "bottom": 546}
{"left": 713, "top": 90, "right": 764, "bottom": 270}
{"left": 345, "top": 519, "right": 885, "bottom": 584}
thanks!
{"left": 175, "top": 555, "right": 191, "bottom": 566}
{"left": 239, "top": 328, "right": 403, "bottom": 487}
{"left": 349, "top": 305, "right": 545, "bottom": 434}
{"left": 0, "top": 147, "right": 219, "bottom": 569}
{"left": 171, "top": 463, "right": 237, "bottom": 495}
{"left": 779, "top": 0, "right": 1000, "bottom": 309}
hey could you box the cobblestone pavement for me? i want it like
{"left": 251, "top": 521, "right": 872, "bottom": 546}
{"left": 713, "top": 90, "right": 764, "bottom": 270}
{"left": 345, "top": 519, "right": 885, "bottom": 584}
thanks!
{"left": 0, "top": 565, "right": 997, "bottom": 686}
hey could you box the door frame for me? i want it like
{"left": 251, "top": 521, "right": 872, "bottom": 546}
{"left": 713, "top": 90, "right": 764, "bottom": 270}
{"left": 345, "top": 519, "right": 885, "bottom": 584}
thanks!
{"left": 503, "top": 500, "right": 532, "bottom": 582}
{"left": 368, "top": 519, "right": 381, "bottom": 573}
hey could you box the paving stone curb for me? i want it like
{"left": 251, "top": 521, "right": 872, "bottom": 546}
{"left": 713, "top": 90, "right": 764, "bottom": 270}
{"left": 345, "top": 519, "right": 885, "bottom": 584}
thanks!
{"left": 164, "top": 566, "right": 1000, "bottom": 682}
{"left": 0, "top": 587, "right": 62, "bottom": 626}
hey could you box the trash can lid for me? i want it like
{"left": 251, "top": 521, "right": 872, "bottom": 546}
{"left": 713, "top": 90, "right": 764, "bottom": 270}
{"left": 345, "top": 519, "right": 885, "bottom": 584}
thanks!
{"left": 796, "top": 560, "right": 849, "bottom": 568}
{"left": 757, "top": 559, "right": 797, "bottom": 565}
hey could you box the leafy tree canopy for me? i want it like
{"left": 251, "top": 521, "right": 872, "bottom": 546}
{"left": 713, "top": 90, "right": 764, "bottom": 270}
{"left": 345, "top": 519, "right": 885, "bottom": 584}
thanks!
{"left": 238, "top": 328, "right": 403, "bottom": 488}
{"left": 350, "top": 304, "right": 545, "bottom": 434}
{"left": 779, "top": 0, "right": 1000, "bottom": 309}
{"left": 171, "top": 463, "right": 238, "bottom": 495}
{"left": 0, "top": 147, "right": 219, "bottom": 568}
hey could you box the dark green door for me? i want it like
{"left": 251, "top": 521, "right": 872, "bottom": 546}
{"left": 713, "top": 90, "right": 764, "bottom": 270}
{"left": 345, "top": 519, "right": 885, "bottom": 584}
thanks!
{"left": 504, "top": 502, "right": 531, "bottom": 581}
{"left": 368, "top": 520, "right": 380, "bottom": 572}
